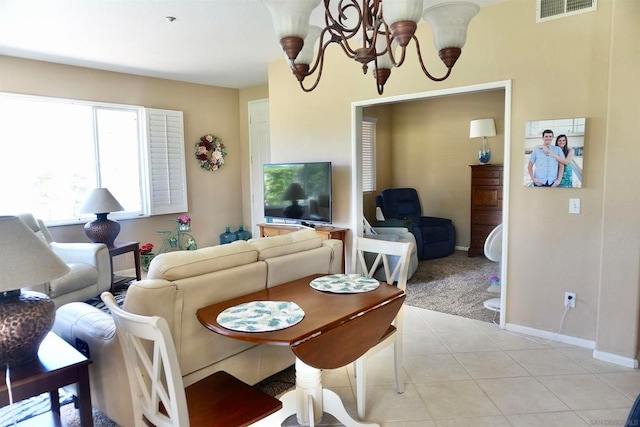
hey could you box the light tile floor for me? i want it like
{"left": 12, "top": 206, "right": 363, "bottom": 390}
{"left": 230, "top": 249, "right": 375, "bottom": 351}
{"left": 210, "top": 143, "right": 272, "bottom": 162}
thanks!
{"left": 281, "top": 306, "right": 639, "bottom": 426}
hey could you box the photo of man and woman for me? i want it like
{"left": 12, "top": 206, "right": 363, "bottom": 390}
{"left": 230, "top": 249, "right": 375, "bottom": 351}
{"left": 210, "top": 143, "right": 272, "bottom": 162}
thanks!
{"left": 524, "top": 118, "right": 585, "bottom": 188}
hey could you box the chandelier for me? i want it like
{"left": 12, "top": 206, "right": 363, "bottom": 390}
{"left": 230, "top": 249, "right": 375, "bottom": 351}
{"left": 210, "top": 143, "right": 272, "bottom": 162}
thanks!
{"left": 261, "top": 0, "right": 480, "bottom": 94}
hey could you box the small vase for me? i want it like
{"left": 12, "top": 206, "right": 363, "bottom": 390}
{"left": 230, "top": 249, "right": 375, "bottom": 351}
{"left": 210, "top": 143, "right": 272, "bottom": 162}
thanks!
{"left": 140, "top": 253, "right": 155, "bottom": 272}
{"left": 220, "top": 226, "right": 238, "bottom": 245}
{"left": 235, "top": 225, "right": 252, "bottom": 241}
{"left": 178, "top": 222, "right": 191, "bottom": 232}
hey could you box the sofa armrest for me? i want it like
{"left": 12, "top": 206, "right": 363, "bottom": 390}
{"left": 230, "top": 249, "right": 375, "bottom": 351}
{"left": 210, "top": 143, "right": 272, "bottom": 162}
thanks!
{"left": 418, "top": 216, "right": 453, "bottom": 226}
{"left": 371, "top": 219, "right": 413, "bottom": 229}
{"left": 50, "top": 242, "right": 112, "bottom": 294}
{"left": 371, "top": 227, "right": 410, "bottom": 236}
{"left": 53, "top": 302, "right": 134, "bottom": 427}
{"left": 50, "top": 242, "right": 109, "bottom": 267}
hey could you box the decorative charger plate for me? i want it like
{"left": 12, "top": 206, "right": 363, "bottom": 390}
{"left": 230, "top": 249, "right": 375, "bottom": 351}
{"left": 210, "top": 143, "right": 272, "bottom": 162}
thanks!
{"left": 216, "top": 301, "right": 304, "bottom": 332}
{"left": 310, "top": 274, "right": 379, "bottom": 293}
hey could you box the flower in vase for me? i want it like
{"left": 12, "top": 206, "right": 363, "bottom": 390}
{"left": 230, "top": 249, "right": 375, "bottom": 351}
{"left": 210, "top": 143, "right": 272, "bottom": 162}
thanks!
{"left": 177, "top": 215, "right": 191, "bottom": 224}
{"left": 140, "top": 243, "right": 154, "bottom": 255}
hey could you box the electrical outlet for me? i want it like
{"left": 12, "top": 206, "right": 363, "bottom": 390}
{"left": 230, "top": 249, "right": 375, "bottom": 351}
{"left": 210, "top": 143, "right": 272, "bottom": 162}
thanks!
{"left": 564, "top": 292, "right": 576, "bottom": 308}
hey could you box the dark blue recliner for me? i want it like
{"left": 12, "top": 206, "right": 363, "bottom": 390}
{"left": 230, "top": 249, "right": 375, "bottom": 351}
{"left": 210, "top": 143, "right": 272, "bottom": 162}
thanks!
{"left": 375, "top": 188, "right": 455, "bottom": 260}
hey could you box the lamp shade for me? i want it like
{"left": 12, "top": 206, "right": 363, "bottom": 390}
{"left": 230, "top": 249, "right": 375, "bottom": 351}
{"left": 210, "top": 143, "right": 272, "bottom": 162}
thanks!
{"left": 470, "top": 118, "right": 497, "bottom": 138}
{"left": 295, "top": 25, "right": 322, "bottom": 65}
{"left": 261, "top": 0, "right": 320, "bottom": 40}
{"left": 78, "top": 188, "right": 125, "bottom": 214}
{"left": 0, "top": 216, "right": 69, "bottom": 292}
{"left": 423, "top": 1, "right": 480, "bottom": 50}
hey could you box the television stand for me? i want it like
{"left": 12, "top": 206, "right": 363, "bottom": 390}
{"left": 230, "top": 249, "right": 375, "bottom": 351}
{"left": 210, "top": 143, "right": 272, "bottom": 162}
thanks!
{"left": 258, "top": 223, "right": 348, "bottom": 273}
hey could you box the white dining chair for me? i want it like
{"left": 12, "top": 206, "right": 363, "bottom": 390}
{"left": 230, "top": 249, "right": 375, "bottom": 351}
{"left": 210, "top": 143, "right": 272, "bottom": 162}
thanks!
{"left": 352, "top": 237, "right": 412, "bottom": 420}
{"left": 100, "top": 292, "right": 282, "bottom": 427}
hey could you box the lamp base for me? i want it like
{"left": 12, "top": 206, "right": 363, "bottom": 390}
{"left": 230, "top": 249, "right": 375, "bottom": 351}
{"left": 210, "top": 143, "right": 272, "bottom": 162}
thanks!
{"left": 0, "top": 291, "right": 55, "bottom": 367}
{"left": 84, "top": 213, "right": 120, "bottom": 247}
{"left": 479, "top": 150, "right": 491, "bottom": 165}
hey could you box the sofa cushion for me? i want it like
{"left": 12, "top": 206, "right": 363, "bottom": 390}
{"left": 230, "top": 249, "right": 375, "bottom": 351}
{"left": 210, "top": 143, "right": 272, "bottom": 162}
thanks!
{"left": 147, "top": 241, "right": 258, "bottom": 281}
{"left": 249, "top": 229, "right": 323, "bottom": 260}
{"left": 49, "top": 263, "right": 99, "bottom": 298}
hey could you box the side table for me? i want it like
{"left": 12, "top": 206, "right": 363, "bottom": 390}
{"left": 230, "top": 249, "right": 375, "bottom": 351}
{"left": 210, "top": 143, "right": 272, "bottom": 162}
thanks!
{"left": 108, "top": 241, "right": 141, "bottom": 288}
{"left": 0, "top": 332, "right": 93, "bottom": 426}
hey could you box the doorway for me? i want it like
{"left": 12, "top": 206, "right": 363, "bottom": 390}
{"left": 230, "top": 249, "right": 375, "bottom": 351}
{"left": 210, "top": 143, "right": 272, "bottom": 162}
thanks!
{"left": 351, "top": 80, "right": 512, "bottom": 327}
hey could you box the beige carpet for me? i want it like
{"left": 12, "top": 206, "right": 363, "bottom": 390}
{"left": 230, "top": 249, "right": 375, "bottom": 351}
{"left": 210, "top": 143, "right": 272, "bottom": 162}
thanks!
{"left": 406, "top": 250, "right": 500, "bottom": 323}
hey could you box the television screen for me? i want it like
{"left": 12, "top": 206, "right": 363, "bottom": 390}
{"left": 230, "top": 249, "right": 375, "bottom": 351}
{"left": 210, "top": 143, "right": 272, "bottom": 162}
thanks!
{"left": 263, "top": 162, "right": 332, "bottom": 224}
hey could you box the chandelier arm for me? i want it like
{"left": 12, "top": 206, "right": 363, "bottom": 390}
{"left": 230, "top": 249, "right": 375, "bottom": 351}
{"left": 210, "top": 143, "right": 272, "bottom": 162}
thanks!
{"left": 300, "top": 35, "right": 336, "bottom": 77}
{"left": 323, "top": 0, "right": 368, "bottom": 58}
{"left": 298, "top": 48, "right": 328, "bottom": 92}
{"left": 413, "top": 36, "right": 453, "bottom": 82}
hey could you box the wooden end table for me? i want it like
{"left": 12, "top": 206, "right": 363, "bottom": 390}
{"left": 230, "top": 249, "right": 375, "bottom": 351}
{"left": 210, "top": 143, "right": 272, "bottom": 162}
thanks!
{"left": 0, "top": 332, "right": 93, "bottom": 426}
{"left": 107, "top": 241, "right": 141, "bottom": 288}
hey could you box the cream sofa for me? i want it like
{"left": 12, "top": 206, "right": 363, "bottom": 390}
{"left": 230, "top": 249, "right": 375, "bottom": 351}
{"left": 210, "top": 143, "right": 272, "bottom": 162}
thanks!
{"left": 53, "top": 229, "right": 343, "bottom": 427}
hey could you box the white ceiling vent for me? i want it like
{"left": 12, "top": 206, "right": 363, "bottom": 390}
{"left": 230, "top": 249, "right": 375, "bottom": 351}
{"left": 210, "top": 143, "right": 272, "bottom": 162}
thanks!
{"left": 537, "top": 0, "right": 597, "bottom": 23}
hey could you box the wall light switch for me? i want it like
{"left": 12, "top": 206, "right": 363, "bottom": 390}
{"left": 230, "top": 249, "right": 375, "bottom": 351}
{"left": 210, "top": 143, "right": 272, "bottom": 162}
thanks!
{"left": 569, "top": 198, "right": 581, "bottom": 214}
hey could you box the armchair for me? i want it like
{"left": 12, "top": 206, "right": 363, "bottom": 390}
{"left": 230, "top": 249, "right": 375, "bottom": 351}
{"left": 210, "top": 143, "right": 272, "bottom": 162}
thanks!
{"left": 17, "top": 213, "right": 112, "bottom": 308}
{"left": 375, "top": 188, "right": 456, "bottom": 260}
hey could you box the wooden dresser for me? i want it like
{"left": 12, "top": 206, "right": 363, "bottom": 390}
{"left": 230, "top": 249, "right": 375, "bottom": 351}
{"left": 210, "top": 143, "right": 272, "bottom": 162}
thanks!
{"left": 469, "top": 165, "right": 503, "bottom": 257}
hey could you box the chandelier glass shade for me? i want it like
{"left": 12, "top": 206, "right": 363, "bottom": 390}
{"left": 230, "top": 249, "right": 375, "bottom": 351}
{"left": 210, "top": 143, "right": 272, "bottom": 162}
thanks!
{"left": 261, "top": 0, "right": 480, "bottom": 94}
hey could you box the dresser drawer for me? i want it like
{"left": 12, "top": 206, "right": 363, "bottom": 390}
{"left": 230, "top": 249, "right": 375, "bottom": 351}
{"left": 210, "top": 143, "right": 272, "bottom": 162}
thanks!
{"left": 472, "top": 212, "right": 502, "bottom": 226}
{"left": 472, "top": 177, "right": 501, "bottom": 186}
{"left": 471, "top": 168, "right": 502, "bottom": 179}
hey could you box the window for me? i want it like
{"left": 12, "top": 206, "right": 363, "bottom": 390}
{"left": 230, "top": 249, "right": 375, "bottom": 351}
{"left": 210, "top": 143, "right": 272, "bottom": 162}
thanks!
{"left": 0, "top": 93, "right": 187, "bottom": 224}
{"left": 362, "top": 117, "right": 377, "bottom": 193}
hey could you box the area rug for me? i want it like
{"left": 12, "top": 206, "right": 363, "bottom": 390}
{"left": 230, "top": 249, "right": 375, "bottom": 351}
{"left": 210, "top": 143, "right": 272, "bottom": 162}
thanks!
{"left": 406, "top": 250, "right": 500, "bottom": 323}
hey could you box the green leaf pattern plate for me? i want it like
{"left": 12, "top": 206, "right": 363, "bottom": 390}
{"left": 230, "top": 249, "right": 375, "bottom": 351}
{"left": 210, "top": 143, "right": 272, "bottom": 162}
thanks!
{"left": 310, "top": 274, "right": 379, "bottom": 293}
{"left": 217, "top": 301, "right": 305, "bottom": 332}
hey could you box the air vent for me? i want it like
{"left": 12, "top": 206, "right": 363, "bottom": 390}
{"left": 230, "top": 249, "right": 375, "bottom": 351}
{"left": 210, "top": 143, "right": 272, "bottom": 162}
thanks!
{"left": 537, "top": 0, "right": 596, "bottom": 22}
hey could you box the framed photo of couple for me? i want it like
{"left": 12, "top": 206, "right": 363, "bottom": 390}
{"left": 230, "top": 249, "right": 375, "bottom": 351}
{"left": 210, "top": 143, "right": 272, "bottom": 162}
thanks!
{"left": 523, "top": 117, "right": 585, "bottom": 188}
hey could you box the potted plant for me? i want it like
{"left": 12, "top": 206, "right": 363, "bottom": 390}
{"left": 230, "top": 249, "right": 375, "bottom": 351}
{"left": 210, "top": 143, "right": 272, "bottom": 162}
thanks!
{"left": 140, "top": 243, "right": 154, "bottom": 272}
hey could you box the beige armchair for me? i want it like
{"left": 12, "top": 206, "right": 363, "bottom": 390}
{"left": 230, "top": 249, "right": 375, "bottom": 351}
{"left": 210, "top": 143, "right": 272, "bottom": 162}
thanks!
{"left": 17, "top": 213, "right": 112, "bottom": 308}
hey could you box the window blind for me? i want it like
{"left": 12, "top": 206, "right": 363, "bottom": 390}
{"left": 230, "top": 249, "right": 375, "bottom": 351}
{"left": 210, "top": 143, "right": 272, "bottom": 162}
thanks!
{"left": 145, "top": 108, "right": 188, "bottom": 215}
{"left": 362, "top": 118, "right": 377, "bottom": 193}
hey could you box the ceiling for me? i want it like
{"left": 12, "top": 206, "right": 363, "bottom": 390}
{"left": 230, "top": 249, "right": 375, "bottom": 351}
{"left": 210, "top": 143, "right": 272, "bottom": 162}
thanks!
{"left": 0, "top": 0, "right": 499, "bottom": 89}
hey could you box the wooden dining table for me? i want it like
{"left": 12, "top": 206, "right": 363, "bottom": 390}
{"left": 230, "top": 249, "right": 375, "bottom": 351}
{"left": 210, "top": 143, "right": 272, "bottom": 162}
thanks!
{"left": 196, "top": 274, "right": 405, "bottom": 427}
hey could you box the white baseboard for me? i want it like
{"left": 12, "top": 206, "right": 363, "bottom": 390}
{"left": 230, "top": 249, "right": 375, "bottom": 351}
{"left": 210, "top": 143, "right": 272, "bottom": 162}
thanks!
{"left": 506, "top": 322, "right": 595, "bottom": 348}
{"left": 506, "top": 322, "right": 639, "bottom": 369}
{"left": 593, "top": 350, "right": 639, "bottom": 369}
{"left": 457, "top": 245, "right": 470, "bottom": 251}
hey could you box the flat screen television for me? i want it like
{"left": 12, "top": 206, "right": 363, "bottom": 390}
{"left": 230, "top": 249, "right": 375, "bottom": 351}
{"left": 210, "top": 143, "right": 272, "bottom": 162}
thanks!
{"left": 263, "top": 162, "right": 332, "bottom": 224}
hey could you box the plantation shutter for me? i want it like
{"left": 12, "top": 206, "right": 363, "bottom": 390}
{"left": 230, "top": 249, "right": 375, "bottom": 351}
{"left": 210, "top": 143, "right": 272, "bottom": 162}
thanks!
{"left": 362, "top": 118, "right": 377, "bottom": 192}
{"left": 145, "top": 108, "right": 188, "bottom": 215}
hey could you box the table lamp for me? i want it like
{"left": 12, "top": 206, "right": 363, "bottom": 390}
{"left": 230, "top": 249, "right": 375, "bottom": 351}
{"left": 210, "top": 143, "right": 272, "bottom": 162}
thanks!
{"left": 470, "top": 118, "right": 497, "bottom": 165}
{"left": 78, "top": 188, "right": 125, "bottom": 247}
{"left": 282, "top": 183, "right": 307, "bottom": 219}
{"left": 0, "top": 216, "right": 70, "bottom": 367}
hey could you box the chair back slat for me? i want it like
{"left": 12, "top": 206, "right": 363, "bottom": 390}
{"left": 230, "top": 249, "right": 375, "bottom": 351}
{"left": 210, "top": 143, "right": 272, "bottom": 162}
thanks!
{"left": 352, "top": 237, "right": 412, "bottom": 291}
{"left": 101, "top": 292, "right": 189, "bottom": 427}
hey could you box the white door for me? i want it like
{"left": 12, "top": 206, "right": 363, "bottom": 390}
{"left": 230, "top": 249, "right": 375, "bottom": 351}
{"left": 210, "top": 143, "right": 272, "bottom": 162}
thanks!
{"left": 249, "top": 99, "right": 271, "bottom": 237}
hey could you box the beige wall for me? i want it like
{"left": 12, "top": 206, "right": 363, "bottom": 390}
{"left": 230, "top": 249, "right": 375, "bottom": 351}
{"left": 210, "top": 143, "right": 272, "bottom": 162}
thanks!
{"left": 364, "top": 91, "right": 505, "bottom": 247}
{"left": 0, "top": 56, "right": 244, "bottom": 271}
{"left": 267, "top": 0, "right": 640, "bottom": 361}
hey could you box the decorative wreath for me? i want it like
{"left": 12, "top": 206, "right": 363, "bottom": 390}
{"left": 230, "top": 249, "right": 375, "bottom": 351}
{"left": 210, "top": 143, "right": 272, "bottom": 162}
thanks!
{"left": 195, "top": 134, "right": 227, "bottom": 171}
